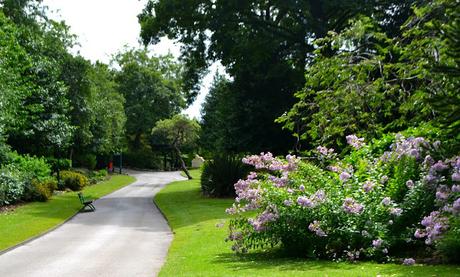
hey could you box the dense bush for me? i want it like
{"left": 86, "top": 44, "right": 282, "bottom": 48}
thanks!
{"left": 23, "top": 178, "right": 58, "bottom": 202}
{"left": 59, "top": 170, "right": 89, "bottom": 191}
{"left": 0, "top": 170, "right": 25, "bottom": 206}
{"left": 74, "top": 153, "right": 97, "bottom": 170}
{"left": 201, "top": 155, "right": 250, "bottom": 197}
{"left": 124, "top": 149, "right": 163, "bottom": 169}
{"left": 9, "top": 152, "right": 52, "bottom": 182}
{"left": 227, "top": 134, "right": 460, "bottom": 264}
{"left": 46, "top": 157, "right": 72, "bottom": 172}
{"left": 89, "top": 169, "right": 108, "bottom": 184}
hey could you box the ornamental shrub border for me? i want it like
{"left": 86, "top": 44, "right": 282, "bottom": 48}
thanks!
{"left": 226, "top": 134, "right": 460, "bottom": 264}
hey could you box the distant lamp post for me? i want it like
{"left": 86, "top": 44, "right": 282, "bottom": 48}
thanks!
{"left": 114, "top": 151, "right": 123, "bottom": 174}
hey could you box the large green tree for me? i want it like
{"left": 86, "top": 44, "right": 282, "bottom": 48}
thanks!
{"left": 114, "top": 49, "right": 185, "bottom": 149}
{"left": 139, "top": 0, "right": 419, "bottom": 154}
{"left": 278, "top": 0, "right": 459, "bottom": 152}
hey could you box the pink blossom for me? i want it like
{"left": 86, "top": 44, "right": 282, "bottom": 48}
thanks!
{"left": 308, "top": 220, "right": 327, "bottom": 237}
{"left": 346, "top": 135, "right": 365, "bottom": 149}
{"left": 372, "top": 239, "right": 383, "bottom": 248}
{"left": 381, "top": 197, "right": 392, "bottom": 206}
{"left": 297, "top": 196, "right": 314, "bottom": 208}
{"left": 403, "top": 258, "right": 415, "bottom": 266}
{"left": 342, "top": 197, "right": 364, "bottom": 214}
{"left": 452, "top": 173, "right": 460, "bottom": 182}
{"left": 390, "top": 207, "right": 403, "bottom": 216}
{"left": 362, "top": 181, "right": 375, "bottom": 192}
{"left": 283, "top": 199, "right": 293, "bottom": 206}
{"left": 406, "top": 180, "right": 414, "bottom": 189}
{"left": 339, "top": 172, "right": 351, "bottom": 182}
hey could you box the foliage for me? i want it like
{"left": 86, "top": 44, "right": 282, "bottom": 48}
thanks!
{"left": 124, "top": 148, "right": 163, "bottom": 170}
{"left": 0, "top": 169, "right": 25, "bottom": 206}
{"left": 87, "top": 62, "right": 126, "bottom": 155}
{"left": 201, "top": 155, "right": 250, "bottom": 197}
{"left": 152, "top": 114, "right": 200, "bottom": 178}
{"left": 59, "top": 170, "right": 89, "bottom": 191}
{"left": 7, "top": 152, "right": 52, "bottom": 182}
{"left": 73, "top": 153, "right": 97, "bottom": 170}
{"left": 140, "top": 0, "right": 418, "bottom": 155}
{"left": 88, "top": 169, "right": 108, "bottom": 184}
{"left": 227, "top": 134, "right": 460, "bottom": 264}
{"left": 437, "top": 217, "right": 460, "bottom": 263}
{"left": 23, "top": 178, "right": 58, "bottom": 202}
{"left": 114, "top": 49, "right": 185, "bottom": 149}
{"left": 278, "top": 1, "right": 458, "bottom": 153}
{"left": 46, "top": 157, "right": 72, "bottom": 172}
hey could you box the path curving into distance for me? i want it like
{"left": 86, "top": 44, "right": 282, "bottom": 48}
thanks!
{"left": 0, "top": 170, "right": 185, "bottom": 277}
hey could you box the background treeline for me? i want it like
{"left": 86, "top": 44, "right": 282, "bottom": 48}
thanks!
{"left": 0, "top": 0, "right": 193, "bottom": 205}
{"left": 140, "top": 0, "right": 459, "bottom": 158}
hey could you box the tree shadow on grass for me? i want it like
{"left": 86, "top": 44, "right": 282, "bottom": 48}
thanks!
{"left": 211, "top": 251, "right": 460, "bottom": 276}
{"left": 155, "top": 184, "right": 234, "bottom": 229}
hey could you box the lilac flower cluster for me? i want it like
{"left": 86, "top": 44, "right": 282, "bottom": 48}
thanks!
{"left": 414, "top": 211, "right": 449, "bottom": 245}
{"left": 388, "top": 135, "right": 428, "bottom": 160}
{"left": 308, "top": 220, "right": 327, "bottom": 237}
{"left": 372, "top": 238, "right": 383, "bottom": 248}
{"left": 362, "top": 181, "right": 376, "bottom": 192}
{"left": 435, "top": 185, "right": 450, "bottom": 201}
{"left": 248, "top": 206, "right": 279, "bottom": 232}
{"left": 346, "top": 135, "right": 365, "bottom": 149}
{"left": 342, "top": 197, "right": 364, "bottom": 214}
{"left": 242, "top": 152, "right": 300, "bottom": 172}
{"left": 297, "top": 189, "right": 326, "bottom": 208}
{"left": 406, "top": 180, "right": 414, "bottom": 189}
{"left": 339, "top": 171, "right": 352, "bottom": 182}
{"left": 403, "top": 258, "right": 415, "bottom": 266}
{"left": 450, "top": 157, "right": 460, "bottom": 182}
{"left": 316, "top": 146, "right": 336, "bottom": 160}
{"left": 453, "top": 198, "right": 460, "bottom": 214}
{"left": 228, "top": 174, "right": 262, "bottom": 214}
{"left": 424, "top": 159, "right": 449, "bottom": 186}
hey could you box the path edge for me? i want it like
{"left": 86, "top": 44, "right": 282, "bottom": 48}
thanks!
{"left": 0, "top": 210, "right": 80, "bottom": 256}
{"left": 0, "top": 175, "right": 137, "bottom": 256}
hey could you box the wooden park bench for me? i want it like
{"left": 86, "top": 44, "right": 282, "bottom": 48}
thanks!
{"left": 78, "top": 192, "right": 96, "bottom": 211}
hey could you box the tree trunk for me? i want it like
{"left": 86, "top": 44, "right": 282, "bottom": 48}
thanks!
{"left": 173, "top": 145, "right": 192, "bottom": 179}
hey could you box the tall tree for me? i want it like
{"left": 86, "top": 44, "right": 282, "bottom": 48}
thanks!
{"left": 139, "top": 0, "right": 418, "bottom": 154}
{"left": 278, "top": 0, "right": 458, "bottom": 152}
{"left": 114, "top": 49, "right": 185, "bottom": 149}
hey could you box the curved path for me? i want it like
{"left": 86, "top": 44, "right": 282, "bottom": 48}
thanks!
{"left": 0, "top": 170, "right": 185, "bottom": 277}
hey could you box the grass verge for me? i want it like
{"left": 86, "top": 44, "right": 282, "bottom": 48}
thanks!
{"left": 0, "top": 174, "right": 136, "bottom": 251}
{"left": 155, "top": 169, "right": 460, "bottom": 277}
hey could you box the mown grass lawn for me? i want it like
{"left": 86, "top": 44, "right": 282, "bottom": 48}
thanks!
{"left": 0, "top": 174, "right": 136, "bottom": 251}
{"left": 155, "top": 169, "right": 460, "bottom": 277}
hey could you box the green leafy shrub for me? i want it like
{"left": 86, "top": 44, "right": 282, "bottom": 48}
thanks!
{"left": 201, "top": 155, "right": 250, "bottom": 197}
{"left": 46, "top": 157, "right": 72, "bottom": 172}
{"left": 9, "top": 152, "right": 51, "bottom": 182}
{"left": 74, "top": 153, "right": 97, "bottom": 170}
{"left": 437, "top": 217, "right": 460, "bottom": 263}
{"left": 23, "top": 178, "right": 58, "bottom": 202}
{"left": 124, "top": 149, "right": 163, "bottom": 169}
{"left": 89, "top": 169, "right": 108, "bottom": 184}
{"left": 60, "top": 170, "right": 89, "bottom": 191}
{"left": 0, "top": 170, "right": 25, "bottom": 206}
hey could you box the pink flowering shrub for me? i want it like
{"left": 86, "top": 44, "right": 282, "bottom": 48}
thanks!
{"left": 226, "top": 134, "right": 460, "bottom": 263}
